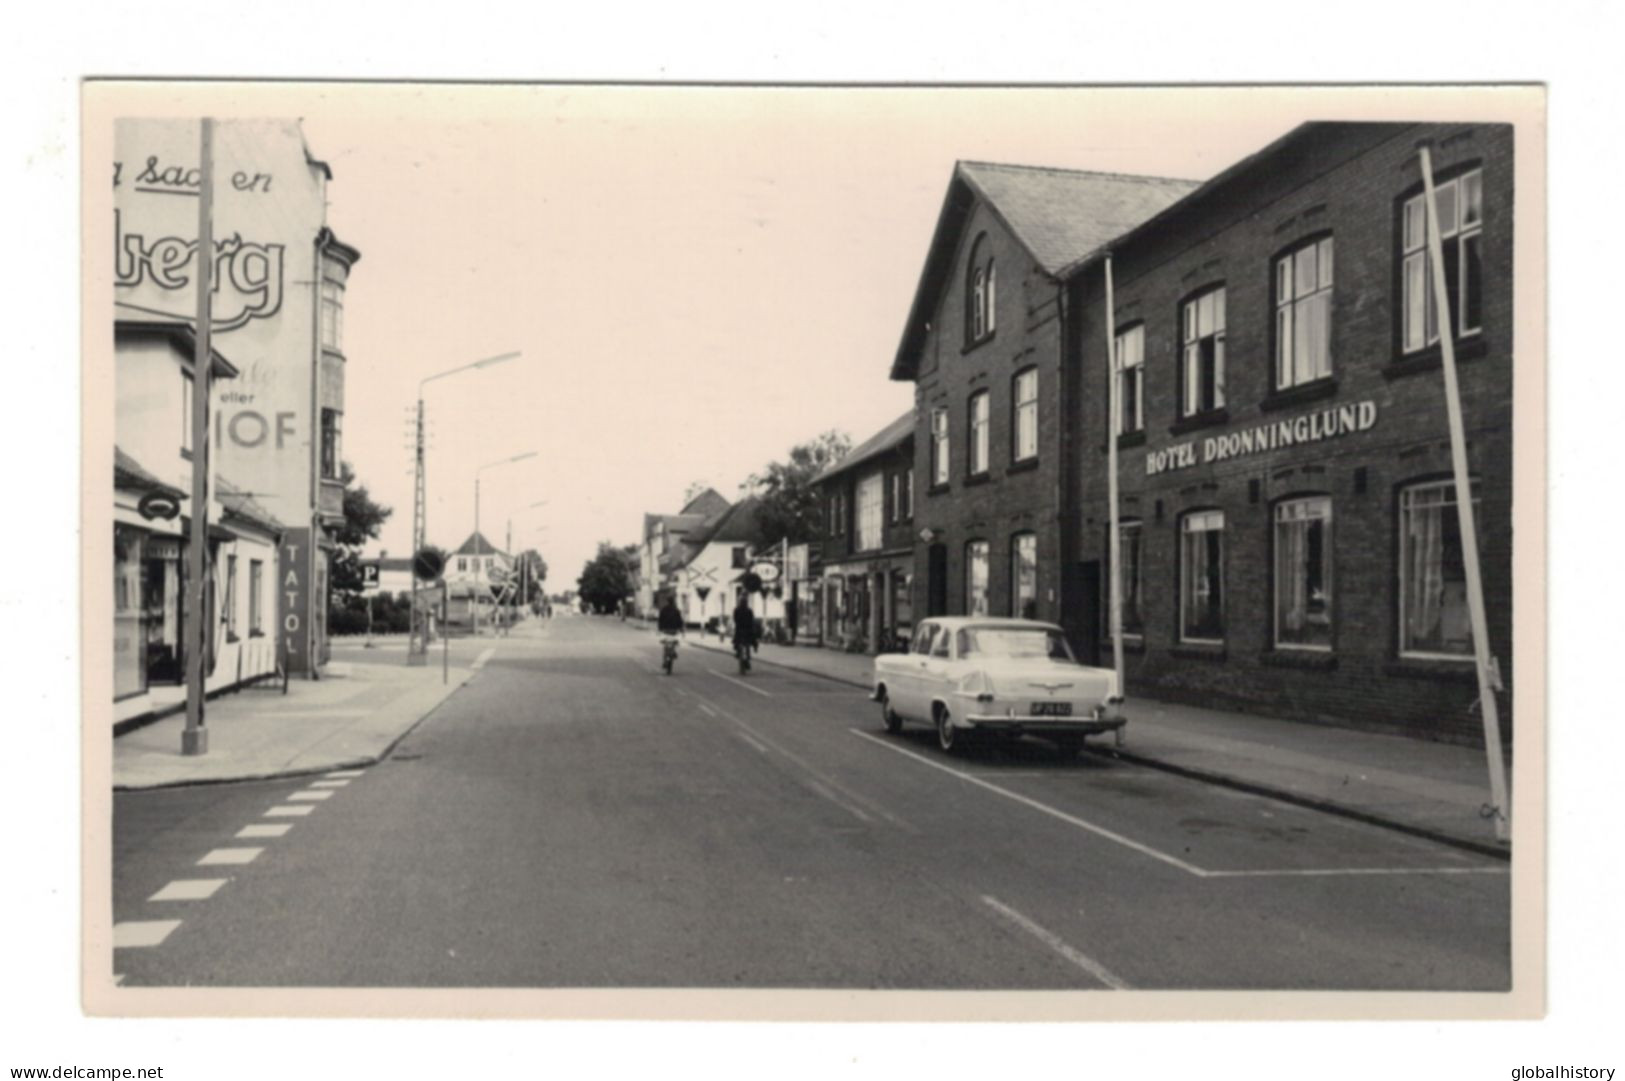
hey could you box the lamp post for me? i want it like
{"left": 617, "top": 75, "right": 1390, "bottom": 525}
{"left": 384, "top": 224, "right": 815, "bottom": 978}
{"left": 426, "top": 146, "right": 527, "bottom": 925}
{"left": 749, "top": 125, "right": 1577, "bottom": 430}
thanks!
{"left": 473, "top": 451, "right": 536, "bottom": 636}
{"left": 409, "top": 350, "right": 520, "bottom": 664}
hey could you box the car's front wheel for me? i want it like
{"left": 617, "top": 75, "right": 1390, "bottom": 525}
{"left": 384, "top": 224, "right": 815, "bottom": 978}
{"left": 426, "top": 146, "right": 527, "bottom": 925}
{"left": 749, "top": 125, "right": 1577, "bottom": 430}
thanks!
{"left": 935, "top": 704, "right": 960, "bottom": 754}
{"left": 877, "top": 690, "right": 903, "bottom": 734}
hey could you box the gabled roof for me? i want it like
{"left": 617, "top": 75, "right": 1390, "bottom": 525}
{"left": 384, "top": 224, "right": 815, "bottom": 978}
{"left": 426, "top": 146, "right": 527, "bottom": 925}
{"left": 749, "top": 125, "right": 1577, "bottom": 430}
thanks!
{"left": 891, "top": 162, "right": 1200, "bottom": 381}
{"left": 812, "top": 410, "right": 915, "bottom": 486}
{"left": 679, "top": 487, "right": 730, "bottom": 517}
{"left": 114, "top": 447, "right": 187, "bottom": 499}
{"left": 216, "top": 475, "right": 284, "bottom": 533}
{"left": 453, "top": 531, "right": 507, "bottom": 557}
{"left": 643, "top": 511, "right": 709, "bottom": 543}
{"left": 693, "top": 494, "right": 767, "bottom": 547}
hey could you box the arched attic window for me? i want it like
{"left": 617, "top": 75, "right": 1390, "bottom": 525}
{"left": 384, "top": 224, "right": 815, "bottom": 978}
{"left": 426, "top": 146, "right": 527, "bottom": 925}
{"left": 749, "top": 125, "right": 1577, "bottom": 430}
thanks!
{"left": 966, "top": 234, "right": 996, "bottom": 343}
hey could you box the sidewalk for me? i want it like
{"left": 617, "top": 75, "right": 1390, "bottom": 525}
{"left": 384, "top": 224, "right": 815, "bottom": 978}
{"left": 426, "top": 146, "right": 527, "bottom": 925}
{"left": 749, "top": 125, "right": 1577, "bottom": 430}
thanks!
{"left": 113, "top": 653, "right": 474, "bottom": 790}
{"left": 685, "top": 632, "right": 1512, "bottom": 859}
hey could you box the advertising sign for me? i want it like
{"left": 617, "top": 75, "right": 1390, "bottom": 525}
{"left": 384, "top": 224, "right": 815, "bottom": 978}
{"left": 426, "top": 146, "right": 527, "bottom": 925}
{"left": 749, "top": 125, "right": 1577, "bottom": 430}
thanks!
{"left": 279, "top": 527, "right": 312, "bottom": 673}
{"left": 114, "top": 119, "right": 328, "bottom": 531}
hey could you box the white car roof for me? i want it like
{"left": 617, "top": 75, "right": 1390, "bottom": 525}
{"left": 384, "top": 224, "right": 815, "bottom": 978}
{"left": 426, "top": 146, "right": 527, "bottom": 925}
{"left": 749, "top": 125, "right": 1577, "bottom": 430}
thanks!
{"left": 918, "top": 616, "right": 1065, "bottom": 633}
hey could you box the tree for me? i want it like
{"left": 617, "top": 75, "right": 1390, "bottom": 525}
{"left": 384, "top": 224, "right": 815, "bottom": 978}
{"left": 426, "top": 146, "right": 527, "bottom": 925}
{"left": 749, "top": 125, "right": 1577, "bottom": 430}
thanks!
{"left": 576, "top": 540, "right": 637, "bottom": 613}
{"left": 329, "top": 461, "right": 393, "bottom": 596}
{"left": 746, "top": 429, "right": 852, "bottom": 546}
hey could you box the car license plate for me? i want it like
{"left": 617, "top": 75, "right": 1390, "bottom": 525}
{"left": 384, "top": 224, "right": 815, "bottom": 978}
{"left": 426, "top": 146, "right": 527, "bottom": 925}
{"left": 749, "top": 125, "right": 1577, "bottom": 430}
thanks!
{"left": 1029, "top": 701, "right": 1072, "bottom": 717}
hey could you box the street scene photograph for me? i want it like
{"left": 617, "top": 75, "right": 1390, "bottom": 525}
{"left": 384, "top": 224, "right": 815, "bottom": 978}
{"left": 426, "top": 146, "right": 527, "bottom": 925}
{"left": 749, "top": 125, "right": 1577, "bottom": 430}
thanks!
{"left": 85, "top": 82, "right": 1543, "bottom": 1016}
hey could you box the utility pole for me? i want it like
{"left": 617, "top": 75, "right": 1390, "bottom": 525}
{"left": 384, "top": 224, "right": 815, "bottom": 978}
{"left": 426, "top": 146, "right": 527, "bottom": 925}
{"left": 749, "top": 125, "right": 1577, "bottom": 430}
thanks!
{"left": 1419, "top": 147, "right": 1510, "bottom": 842}
{"left": 182, "top": 117, "right": 215, "bottom": 756}
{"left": 408, "top": 396, "right": 428, "bottom": 665}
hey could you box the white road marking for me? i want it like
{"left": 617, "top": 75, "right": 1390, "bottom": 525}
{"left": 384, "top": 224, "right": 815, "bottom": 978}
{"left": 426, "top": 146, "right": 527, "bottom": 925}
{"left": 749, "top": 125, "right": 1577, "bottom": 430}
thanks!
{"left": 709, "top": 669, "right": 773, "bottom": 697}
{"left": 197, "top": 847, "right": 263, "bottom": 866}
{"left": 287, "top": 789, "right": 334, "bottom": 802}
{"left": 236, "top": 823, "right": 292, "bottom": 839}
{"left": 1202, "top": 866, "right": 1508, "bottom": 878}
{"left": 733, "top": 729, "right": 769, "bottom": 754}
{"left": 852, "top": 729, "right": 1209, "bottom": 876}
{"left": 311, "top": 779, "right": 351, "bottom": 788}
{"left": 149, "top": 878, "right": 229, "bottom": 902}
{"left": 472, "top": 647, "right": 496, "bottom": 669}
{"left": 113, "top": 920, "right": 182, "bottom": 948}
{"left": 326, "top": 769, "right": 365, "bottom": 778}
{"left": 696, "top": 702, "right": 720, "bottom": 718}
{"left": 981, "top": 896, "right": 1131, "bottom": 990}
{"left": 264, "top": 804, "right": 314, "bottom": 817}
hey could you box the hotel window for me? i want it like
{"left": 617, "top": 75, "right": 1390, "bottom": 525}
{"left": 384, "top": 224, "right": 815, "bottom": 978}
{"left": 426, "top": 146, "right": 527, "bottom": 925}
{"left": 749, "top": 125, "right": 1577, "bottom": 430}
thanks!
{"left": 1114, "top": 324, "right": 1144, "bottom": 434}
{"left": 180, "top": 371, "right": 194, "bottom": 453}
{"left": 1011, "top": 532, "right": 1038, "bottom": 619}
{"left": 1274, "top": 497, "right": 1332, "bottom": 650}
{"left": 967, "top": 391, "right": 990, "bottom": 476}
{"left": 1107, "top": 519, "right": 1145, "bottom": 639}
{"left": 856, "top": 474, "right": 884, "bottom": 552}
{"left": 321, "top": 278, "right": 345, "bottom": 352}
{"left": 930, "top": 408, "right": 950, "bottom": 486}
{"left": 965, "top": 540, "right": 990, "bottom": 616}
{"left": 1275, "top": 237, "right": 1334, "bottom": 388}
{"left": 967, "top": 235, "right": 996, "bottom": 343}
{"left": 249, "top": 559, "right": 264, "bottom": 634}
{"left": 1181, "top": 287, "right": 1226, "bottom": 417}
{"left": 320, "top": 408, "right": 342, "bottom": 481}
{"left": 1403, "top": 168, "right": 1483, "bottom": 353}
{"left": 1399, "top": 479, "right": 1479, "bottom": 658}
{"left": 1012, "top": 368, "right": 1038, "bottom": 461}
{"left": 1179, "top": 510, "right": 1225, "bottom": 643}
{"left": 224, "top": 554, "right": 238, "bottom": 638}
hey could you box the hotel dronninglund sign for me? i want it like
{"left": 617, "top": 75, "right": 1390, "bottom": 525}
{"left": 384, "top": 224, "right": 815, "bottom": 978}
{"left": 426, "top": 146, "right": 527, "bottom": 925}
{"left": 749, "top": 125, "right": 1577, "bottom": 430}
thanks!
{"left": 113, "top": 119, "right": 328, "bottom": 531}
{"left": 1144, "top": 400, "right": 1379, "bottom": 476}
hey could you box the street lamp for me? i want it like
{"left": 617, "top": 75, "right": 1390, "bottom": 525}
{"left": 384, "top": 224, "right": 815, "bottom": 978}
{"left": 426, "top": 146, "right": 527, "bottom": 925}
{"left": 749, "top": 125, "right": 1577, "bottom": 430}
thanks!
{"left": 409, "top": 350, "right": 521, "bottom": 664}
{"left": 473, "top": 451, "right": 537, "bottom": 636}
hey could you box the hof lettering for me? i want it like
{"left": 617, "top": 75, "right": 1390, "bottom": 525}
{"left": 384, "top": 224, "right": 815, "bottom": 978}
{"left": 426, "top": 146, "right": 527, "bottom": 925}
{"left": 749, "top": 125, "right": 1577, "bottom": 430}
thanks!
{"left": 1146, "top": 400, "right": 1379, "bottom": 476}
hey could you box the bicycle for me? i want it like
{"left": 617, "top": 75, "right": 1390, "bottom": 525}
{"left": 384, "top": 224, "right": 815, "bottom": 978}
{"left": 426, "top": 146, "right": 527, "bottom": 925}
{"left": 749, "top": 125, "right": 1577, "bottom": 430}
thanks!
{"left": 734, "top": 635, "right": 754, "bottom": 674}
{"left": 660, "top": 634, "right": 681, "bottom": 675}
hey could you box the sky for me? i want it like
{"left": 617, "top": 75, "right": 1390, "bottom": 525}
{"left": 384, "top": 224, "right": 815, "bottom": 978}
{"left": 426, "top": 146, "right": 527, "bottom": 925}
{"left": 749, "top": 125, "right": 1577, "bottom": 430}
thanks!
{"left": 269, "top": 85, "right": 1344, "bottom": 585}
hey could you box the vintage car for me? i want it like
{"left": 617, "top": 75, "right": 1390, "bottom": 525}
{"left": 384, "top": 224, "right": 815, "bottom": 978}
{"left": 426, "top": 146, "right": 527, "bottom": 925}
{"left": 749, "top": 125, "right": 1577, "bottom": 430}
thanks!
{"left": 871, "top": 617, "right": 1125, "bottom": 755}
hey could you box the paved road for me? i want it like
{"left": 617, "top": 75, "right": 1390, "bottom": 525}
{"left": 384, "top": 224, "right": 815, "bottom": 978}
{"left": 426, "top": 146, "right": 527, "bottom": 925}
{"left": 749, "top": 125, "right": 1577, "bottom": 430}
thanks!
{"left": 112, "top": 616, "right": 1509, "bottom": 990}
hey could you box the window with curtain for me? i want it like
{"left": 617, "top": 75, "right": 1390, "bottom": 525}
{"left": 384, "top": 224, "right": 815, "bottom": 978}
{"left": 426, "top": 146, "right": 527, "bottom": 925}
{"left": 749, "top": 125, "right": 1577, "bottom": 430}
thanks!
{"left": 1402, "top": 168, "right": 1483, "bottom": 354}
{"left": 965, "top": 540, "right": 989, "bottom": 616}
{"left": 1013, "top": 368, "right": 1038, "bottom": 461}
{"left": 1276, "top": 237, "right": 1334, "bottom": 389}
{"left": 224, "top": 554, "right": 238, "bottom": 637}
{"left": 856, "top": 474, "right": 883, "bottom": 551}
{"left": 1011, "top": 532, "right": 1037, "bottom": 619}
{"left": 1181, "top": 287, "right": 1226, "bottom": 416}
{"left": 1399, "top": 480, "right": 1479, "bottom": 657}
{"left": 930, "top": 408, "right": 950, "bottom": 486}
{"left": 249, "top": 559, "right": 264, "bottom": 634}
{"left": 1180, "top": 510, "right": 1224, "bottom": 642}
{"left": 114, "top": 525, "right": 146, "bottom": 698}
{"left": 1114, "top": 324, "right": 1144, "bottom": 434}
{"left": 968, "top": 391, "right": 990, "bottom": 475}
{"left": 1274, "top": 497, "right": 1332, "bottom": 649}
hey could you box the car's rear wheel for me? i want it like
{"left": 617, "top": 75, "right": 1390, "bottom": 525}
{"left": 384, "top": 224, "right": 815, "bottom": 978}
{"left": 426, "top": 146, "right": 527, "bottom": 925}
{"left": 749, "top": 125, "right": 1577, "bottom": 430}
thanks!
{"left": 877, "top": 690, "right": 903, "bottom": 734}
{"left": 935, "top": 704, "right": 960, "bottom": 754}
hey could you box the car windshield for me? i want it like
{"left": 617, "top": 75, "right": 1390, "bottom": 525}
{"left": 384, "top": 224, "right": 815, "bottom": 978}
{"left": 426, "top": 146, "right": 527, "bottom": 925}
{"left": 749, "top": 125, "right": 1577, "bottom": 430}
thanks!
{"left": 959, "top": 627, "right": 1075, "bottom": 661}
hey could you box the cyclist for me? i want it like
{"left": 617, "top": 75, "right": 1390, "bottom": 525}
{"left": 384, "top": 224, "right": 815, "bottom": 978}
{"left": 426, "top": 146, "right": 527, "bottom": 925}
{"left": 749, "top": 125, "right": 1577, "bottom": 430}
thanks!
{"left": 656, "top": 596, "right": 686, "bottom": 674}
{"left": 731, "top": 596, "right": 759, "bottom": 673}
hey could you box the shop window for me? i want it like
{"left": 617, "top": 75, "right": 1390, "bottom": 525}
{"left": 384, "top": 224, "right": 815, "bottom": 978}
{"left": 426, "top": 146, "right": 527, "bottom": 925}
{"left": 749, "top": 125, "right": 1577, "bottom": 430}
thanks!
{"left": 965, "top": 540, "right": 990, "bottom": 616}
{"left": 930, "top": 407, "right": 950, "bottom": 486}
{"left": 249, "top": 559, "right": 264, "bottom": 635}
{"left": 1275, "top": 237, "right": 1334, "bottom": 388}
{"left": 320, "top": 408, "right": 342, "bottom": 481}
{"left": 114, "top": 526, "right": 146, "bottom": 698}
{"left": 1181, "top": 287, "right": 1226, "bottom": 417}
{"left": 1114, "top": 324, "right": 1144, "bottom": 434}
{"left": 1399, "top": 479, "right": 1479, "bottom": 658}
{"left": 856, "top": 474, "right": 883, "bottom": 552}
{"left": 1013, "top": 368, "right": 1038, "bottom": 461}
{"left": 1179, "top": 510, "right": 1225, "bottom": 643}
{"left": 1402, "top": 168, "right": 1483, "bottom": 354}
{"left": 1011, "top": 532, "right": 1038, "bottom": 619}
{"left": 967, "top": 234, "right": 996, "bottom": 344}
{"left": 1105, "top": 519, "right": 1144, "bottom": 639}
{"left": 967, "top": 391, "right": 990, "bottom": 476}
{"left": 1274, "top": 497, "right": 1332, "bottom": 650}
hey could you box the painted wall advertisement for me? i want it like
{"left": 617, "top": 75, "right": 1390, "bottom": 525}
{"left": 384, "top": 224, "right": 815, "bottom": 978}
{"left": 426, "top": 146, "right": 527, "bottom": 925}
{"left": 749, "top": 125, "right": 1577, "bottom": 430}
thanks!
{"left": 113, "top": 118, "right": 327, "bottom": 533}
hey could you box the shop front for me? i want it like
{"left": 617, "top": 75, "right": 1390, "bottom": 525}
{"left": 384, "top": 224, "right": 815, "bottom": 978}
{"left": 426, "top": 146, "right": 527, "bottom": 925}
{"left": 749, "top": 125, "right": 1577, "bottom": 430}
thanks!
{"left": 820, "top": 554, "right": 912, "bottom": 655}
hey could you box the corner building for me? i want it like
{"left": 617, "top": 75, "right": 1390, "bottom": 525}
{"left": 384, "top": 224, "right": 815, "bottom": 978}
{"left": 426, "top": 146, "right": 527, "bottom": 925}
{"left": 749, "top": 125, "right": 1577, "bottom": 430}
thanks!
{"left": 1063, "top": 122, "right": 1514, "bottom": 744}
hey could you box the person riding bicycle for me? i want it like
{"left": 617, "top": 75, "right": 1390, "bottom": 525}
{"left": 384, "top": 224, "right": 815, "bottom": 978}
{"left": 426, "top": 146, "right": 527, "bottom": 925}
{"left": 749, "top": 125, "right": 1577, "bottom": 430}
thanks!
{"left": 731, "top": 597, "right": 759, "bottom": 668}
{"left": 656, "top": 597, "right": 686, "bottom": 673}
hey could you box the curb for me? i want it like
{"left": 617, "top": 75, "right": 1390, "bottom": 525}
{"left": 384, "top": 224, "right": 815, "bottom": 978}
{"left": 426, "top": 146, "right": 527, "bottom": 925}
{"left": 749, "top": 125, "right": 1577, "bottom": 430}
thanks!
{"left": 112, "top": 668, "right": 478, "bottom": 792}
{"left": 686, "top": 639, "right": 871, "bottom": 692}
{"left": 684, "top": 637, "right": 1509, "bottom": 863}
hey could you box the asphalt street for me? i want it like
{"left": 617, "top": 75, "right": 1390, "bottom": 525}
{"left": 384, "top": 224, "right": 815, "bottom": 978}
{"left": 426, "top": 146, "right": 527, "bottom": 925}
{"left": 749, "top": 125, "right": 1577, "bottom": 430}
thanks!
{"left": 112, "top": 614, "right": 1510, "bottom": 990}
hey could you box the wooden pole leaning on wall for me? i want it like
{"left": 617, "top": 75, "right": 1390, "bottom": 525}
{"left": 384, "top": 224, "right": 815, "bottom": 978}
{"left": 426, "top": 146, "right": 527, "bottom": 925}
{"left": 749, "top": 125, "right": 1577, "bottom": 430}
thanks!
{"left": 1418, "top": 146, "right": 1510, "bottom": 843}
